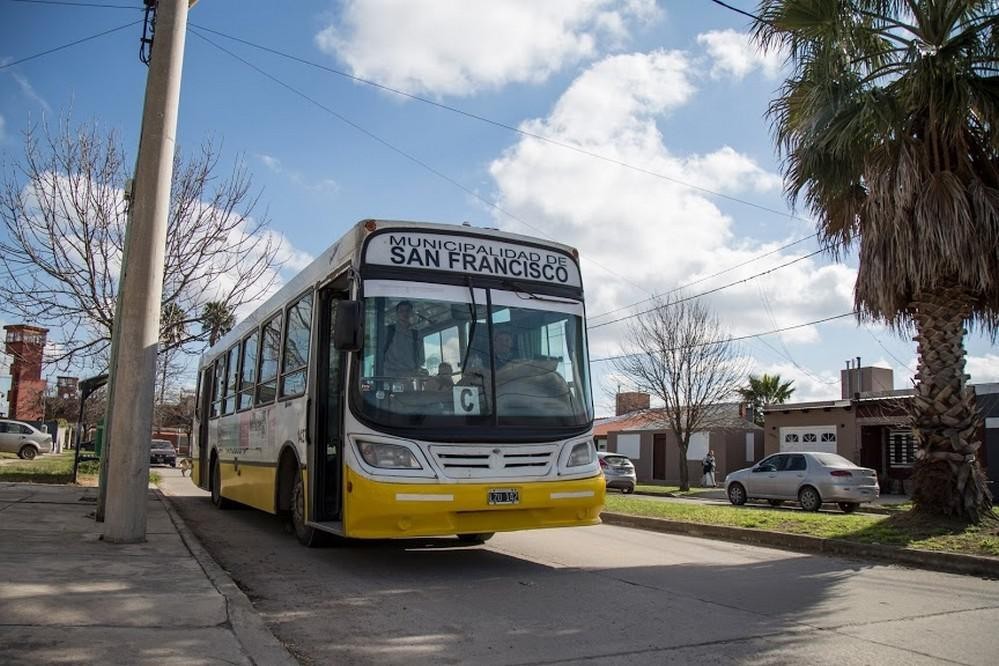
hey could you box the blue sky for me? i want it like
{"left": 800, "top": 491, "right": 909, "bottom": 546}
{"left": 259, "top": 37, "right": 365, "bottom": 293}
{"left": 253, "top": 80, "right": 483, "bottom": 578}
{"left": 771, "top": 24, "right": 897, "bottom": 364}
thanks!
{"left": 1, "top": 0, "right": 996, "bottom": 415}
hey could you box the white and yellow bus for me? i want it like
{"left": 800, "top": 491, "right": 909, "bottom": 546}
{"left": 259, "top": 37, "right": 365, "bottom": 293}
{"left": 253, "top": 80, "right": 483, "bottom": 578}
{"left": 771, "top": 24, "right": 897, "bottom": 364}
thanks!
{"left": 191, "top": 219, "right": 603, "bottom": 545}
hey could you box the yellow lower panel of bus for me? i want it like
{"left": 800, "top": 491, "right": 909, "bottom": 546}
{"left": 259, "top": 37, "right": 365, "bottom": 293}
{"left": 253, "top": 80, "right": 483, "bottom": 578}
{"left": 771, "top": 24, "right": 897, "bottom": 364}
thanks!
{"left": 219, "top": 461, "right": 277, "bottom": 513}
{"left": 343, "top": 469, "right": 605, "bottom": 539}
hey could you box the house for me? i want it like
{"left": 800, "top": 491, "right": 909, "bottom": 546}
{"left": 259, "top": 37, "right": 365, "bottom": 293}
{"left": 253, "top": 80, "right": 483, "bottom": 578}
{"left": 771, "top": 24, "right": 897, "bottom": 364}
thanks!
{"left": 763, "top": 367, "right": 997, "bottom": 494}
{"left": 596, "top": 393, "right": 763, "bottom": 485}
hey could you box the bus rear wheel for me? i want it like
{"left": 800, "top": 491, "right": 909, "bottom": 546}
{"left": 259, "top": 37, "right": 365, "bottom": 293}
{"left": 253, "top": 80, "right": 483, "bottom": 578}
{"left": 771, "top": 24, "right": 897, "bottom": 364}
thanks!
{"left": 210, "top": 458, "right": 234, "bottom": 509}
{"left": 457, "top": 533, "right": 494, "bottom": 544}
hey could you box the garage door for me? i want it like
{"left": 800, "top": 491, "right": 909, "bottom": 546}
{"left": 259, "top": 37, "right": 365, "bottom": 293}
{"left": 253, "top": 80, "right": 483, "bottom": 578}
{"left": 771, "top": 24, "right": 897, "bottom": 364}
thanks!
{"left": 779, "top": 426, "right": 837, "bottom": 453}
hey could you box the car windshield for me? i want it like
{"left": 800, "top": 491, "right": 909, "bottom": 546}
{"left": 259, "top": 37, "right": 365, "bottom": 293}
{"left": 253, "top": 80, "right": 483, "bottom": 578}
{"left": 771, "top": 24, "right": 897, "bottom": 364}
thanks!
{"left": 356, "top": 280, "right": 592, "bottom": 430}
{"left": 813, "top": 453, "right": 854, "bottom": 467}
{"left": 151, "top": 440, "right": 174, "bottom": 451}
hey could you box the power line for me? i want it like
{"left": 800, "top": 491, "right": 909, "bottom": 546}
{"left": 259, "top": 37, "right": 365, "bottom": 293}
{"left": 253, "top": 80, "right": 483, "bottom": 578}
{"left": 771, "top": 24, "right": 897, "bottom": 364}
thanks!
{"left": 0, "top": 19, "right": 141, "bottom": 70}
{"left": 588, "top": 247, "right": 829, "bottom": 330}
{"left": 588, "top": 233, "right": 821, "bottom": 321}
{"left": 590, "top": 311, "right": 858, "bottom": 364}
{"left": 863, "top": 326, "right": 916, "bottom": 375}
{"left": 188, "top": 23, "right": 807, "bottom": 227}
{"left": 187, "top": 28, "right": 653, "bottom": 296}
{"left": 707, "top": 0, "right": 764, "bottom": 23}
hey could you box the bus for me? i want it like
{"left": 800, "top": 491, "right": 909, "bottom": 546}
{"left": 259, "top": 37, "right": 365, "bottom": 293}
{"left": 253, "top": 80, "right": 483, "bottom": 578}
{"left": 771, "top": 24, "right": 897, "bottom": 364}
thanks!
{"left": 191, "top": 219, "right": 603, "bottom": 545}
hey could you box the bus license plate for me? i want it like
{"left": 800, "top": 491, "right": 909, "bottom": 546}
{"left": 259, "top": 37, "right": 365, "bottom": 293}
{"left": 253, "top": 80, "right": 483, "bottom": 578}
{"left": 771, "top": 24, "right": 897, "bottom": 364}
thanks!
{"left": 488, "top": 488, "right": 519, "bottom": 505}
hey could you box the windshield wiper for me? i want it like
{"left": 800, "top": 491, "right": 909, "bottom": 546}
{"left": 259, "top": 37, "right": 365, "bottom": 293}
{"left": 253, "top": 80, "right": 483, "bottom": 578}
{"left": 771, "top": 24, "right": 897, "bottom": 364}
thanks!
{"left": 501, "top": 279, "right": 579, "bottom": 304}
{"left": 459, "top": 276, "right": 478, "bottom": 373}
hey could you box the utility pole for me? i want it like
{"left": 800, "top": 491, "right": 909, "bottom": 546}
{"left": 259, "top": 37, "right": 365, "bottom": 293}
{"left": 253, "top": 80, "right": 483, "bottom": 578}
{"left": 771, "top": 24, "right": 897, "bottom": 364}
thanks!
{"left": 103, "top": 0, "right": 190, "bottom": 543}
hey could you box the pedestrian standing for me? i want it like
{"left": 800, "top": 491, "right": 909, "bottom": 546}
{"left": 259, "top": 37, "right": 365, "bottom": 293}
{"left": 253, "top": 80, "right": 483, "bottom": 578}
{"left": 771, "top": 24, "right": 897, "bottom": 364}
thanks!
{"left": 702, "top": 450, "right": 717, "bottom": 488}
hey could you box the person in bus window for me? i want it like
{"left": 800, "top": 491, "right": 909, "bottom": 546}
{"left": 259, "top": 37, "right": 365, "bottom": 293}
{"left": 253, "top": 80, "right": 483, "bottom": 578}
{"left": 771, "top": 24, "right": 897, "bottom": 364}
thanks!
{"left": 424, "top": 362, "right": 455, "bottom": 391}
{"left": 492, "top": 329, "right": 517, "bottom": 370}
{"left": 382, "top": 300, "right": 424, "bottom": 377}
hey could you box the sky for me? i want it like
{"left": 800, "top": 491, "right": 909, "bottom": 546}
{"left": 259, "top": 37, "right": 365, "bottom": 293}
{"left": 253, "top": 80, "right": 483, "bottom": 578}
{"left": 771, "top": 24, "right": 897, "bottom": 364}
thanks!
{"left": 0, "top": 0, "right": 996, "bottom": 416}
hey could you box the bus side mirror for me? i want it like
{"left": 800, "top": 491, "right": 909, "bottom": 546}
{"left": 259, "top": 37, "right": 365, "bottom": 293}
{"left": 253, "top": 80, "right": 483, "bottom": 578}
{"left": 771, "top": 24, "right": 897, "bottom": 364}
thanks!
{"left": 334, "top": 300, "right": 363, "bottom": 351}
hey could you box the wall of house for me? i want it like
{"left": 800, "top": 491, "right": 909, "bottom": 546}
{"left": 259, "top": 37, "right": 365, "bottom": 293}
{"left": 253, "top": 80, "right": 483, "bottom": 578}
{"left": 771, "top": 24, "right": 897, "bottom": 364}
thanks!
{"left": 763, "top": 407, "right": 858, "bottom": 461}
{"left": 713, "top": 429, "right": 764, "bottom": 482}
{"left": 609, "top": 428, "right": 762, "bottom": 485}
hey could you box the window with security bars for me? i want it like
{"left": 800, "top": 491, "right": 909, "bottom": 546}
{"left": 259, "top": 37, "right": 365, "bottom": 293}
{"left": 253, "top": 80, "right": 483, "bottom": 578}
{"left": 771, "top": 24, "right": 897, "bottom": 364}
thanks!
{"left": 889, "top": 430, "right": 917, "bottom": 467}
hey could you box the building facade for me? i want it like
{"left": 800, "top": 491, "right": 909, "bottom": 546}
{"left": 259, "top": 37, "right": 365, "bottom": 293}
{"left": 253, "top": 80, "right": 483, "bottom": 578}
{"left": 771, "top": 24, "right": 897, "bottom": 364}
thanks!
{"left": 3, "top": 325, "right": 49, "bottom": 421}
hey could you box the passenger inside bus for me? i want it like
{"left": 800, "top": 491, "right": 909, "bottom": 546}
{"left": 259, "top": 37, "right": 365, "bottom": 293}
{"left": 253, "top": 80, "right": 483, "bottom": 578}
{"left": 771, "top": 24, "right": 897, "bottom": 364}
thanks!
{"left": 424, "top": 362, "right": 455, "bottom": 391}
{"left": 382, "top": 301, "right": 425, "bottom": 377}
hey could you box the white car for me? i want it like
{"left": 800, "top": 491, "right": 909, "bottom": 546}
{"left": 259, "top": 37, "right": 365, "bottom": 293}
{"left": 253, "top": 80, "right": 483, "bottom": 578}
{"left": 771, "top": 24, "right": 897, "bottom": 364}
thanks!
{"left": 0, "top": 419, "right": 53, "bottom": 460}
{"left": 725, "top": 452, "right": 879, "bottom": 513}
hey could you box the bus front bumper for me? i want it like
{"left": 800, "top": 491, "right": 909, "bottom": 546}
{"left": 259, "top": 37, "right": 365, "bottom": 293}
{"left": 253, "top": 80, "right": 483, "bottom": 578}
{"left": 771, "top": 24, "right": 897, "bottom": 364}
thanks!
{"left": 343, "top": 469, "right": 605, "bottom": 539}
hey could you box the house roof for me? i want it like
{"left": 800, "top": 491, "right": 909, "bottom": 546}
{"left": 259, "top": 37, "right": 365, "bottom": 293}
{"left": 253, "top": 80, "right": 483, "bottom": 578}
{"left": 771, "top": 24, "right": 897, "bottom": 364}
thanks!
{"left": 594, "top": 403, "right": 760, "bottom": 437}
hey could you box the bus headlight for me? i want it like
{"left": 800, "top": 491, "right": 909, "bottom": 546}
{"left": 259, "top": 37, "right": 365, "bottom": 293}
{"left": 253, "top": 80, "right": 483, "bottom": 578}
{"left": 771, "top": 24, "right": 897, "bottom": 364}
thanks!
{"left": 356, "top": 440, "right": 424, "bottom": 470}
{"left": 566, "top": 440, "right": 594, "bottom": 467}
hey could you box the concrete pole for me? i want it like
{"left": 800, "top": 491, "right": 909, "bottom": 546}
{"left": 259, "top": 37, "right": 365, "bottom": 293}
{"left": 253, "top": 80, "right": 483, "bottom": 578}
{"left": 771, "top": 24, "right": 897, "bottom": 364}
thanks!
{"left": 103, "top": 0, "right": 189, "bottom": 543}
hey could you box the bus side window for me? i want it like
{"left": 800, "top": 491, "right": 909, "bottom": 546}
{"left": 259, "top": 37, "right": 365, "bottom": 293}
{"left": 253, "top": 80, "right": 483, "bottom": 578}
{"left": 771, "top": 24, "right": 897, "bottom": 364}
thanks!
{"left": 211, "top": 357, "right": 224, "bottom": 418}
{"left": 238, "top": 330, "right": 259, "bottom": 411}
{"left": 280, "top": 290, "right": 314, "bottom": 398}
{"left": 256, "top": 313, "right": 282, "bottom": 404}
{"left": 222, "top": 344, "right": 240, "bottom": 416}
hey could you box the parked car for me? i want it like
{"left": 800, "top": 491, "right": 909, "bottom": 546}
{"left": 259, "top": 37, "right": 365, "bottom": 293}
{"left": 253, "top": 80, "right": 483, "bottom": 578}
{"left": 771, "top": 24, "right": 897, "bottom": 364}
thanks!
{"left": 0, "top": 419, "right": 53, "bottom": 460}
{"left": 598, "top": 451, "right": 636, "bottom": 494}
{"left": 150, "top": 439, "right": 177, "bottom": 467}
{"left": 725, "top": 452, "right": 879, "bottom": 513}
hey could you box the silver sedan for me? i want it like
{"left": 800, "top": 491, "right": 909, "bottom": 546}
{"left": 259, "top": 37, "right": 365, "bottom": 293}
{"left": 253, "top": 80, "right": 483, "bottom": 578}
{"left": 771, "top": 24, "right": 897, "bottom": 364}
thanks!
{"left": 725, "top": 451, "right": 879, "bottom": 513}
{"left": 0, "top": 419, "right": 53, "bottom": 460}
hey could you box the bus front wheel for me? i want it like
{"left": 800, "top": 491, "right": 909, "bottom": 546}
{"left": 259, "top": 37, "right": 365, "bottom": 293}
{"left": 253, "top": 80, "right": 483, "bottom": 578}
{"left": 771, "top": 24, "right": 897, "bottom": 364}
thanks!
{"left": 457, "top": 533, "right": 494, "bottom": 544}
{"left": 291, "top": 472, "right": 325, "bottom": 547}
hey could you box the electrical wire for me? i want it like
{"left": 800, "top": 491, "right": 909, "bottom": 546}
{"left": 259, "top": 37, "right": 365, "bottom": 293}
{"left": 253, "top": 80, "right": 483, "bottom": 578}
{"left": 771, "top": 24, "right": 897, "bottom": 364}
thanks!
{"left": 863, "top": 326, "right": 916, "bottom": 375}
{"left": 588, "top": 247, "right": 828, "bottom": 330}
{"left": 589, "top": 311, "right": 858, "bottom": 364}
{"left": 187, "top": 23, "right": 808, "bottom": 227}
{"left": 0, "top": 19, "right": 142, "bottom": 70}
{"left": 707, "top": 0, "right": 765, "bottom": 23}
{"left": 187, "top": 27, "right": 653, "bottom": 296}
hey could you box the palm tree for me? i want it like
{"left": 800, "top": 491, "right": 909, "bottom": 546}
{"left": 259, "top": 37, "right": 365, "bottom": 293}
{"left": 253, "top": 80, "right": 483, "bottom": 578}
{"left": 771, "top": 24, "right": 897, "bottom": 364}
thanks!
{"left": 754, "top": 1, "right": 998, "bottom": 521}
{"left": 738, "top": 373, "right": 796, "bottom": 426}
{"left": 201, "top": 301, "right": 236, "bottom": 347}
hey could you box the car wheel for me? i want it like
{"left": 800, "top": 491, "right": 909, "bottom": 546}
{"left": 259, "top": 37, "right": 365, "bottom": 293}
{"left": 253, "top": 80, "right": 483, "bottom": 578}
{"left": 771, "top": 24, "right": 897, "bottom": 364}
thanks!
{"left": 18, "top": 445, "right": 37, "bottom": 461}
{"left": 727, "top": 482, "right": 747, "bottom": 506}
{"left": 457, "top": 533, "right": 494, "bottom": 544}
{"left": 768, "top": 499, "right": 784, "bottom": 507}
{"left": 210, "top": 459, "right": 234, "bottom": 509}
{"left": 170, "top": 461, "right": 177, "bottom": 468}
{"left": 799, "top": 486, "right": 822, "bottom": 512}
{"left": 622, "top": 485, "right": 635, "bottom": 494}
{"left": 838, "top": 502, "right": 859, "bottom": 514}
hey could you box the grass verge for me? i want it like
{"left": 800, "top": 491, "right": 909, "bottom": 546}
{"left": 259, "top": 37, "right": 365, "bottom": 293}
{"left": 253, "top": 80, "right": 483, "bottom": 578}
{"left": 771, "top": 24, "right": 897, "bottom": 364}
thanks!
{"left": 634, "top": 484, "right": 720, "bottom": 498}
{"left": 0, "top": 451, "right": 160, "bottom": 487}
{"left": 605, "top": 495, "right": 999, "bottom": 558}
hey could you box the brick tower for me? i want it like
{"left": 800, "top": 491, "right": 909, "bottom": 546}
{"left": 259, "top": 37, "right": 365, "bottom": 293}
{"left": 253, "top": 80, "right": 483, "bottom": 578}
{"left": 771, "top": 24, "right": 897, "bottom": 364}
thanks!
{"left": 4, "top": 325, "right": 48, "bottom": 421}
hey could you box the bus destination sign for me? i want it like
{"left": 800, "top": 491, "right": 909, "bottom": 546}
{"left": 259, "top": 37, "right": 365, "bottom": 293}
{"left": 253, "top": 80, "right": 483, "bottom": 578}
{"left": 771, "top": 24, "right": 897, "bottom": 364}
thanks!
{"left": 365, "top": 231, "right": 582, "bottom": 288}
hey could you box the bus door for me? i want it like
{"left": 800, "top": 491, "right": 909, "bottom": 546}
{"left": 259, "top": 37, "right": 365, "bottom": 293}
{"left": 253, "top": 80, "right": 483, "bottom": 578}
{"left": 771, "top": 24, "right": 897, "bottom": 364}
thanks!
{"left": 313, "top": 288, "right": 346, "bottom": 521}
{"left": 197, "top": 367, "right": 213, "bottom": 488}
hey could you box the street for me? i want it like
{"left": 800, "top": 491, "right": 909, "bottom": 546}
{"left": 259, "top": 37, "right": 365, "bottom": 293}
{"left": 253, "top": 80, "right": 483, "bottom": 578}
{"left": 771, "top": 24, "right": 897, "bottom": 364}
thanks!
{"left": 160, "top": 468, "right": 999, "bottom": 665}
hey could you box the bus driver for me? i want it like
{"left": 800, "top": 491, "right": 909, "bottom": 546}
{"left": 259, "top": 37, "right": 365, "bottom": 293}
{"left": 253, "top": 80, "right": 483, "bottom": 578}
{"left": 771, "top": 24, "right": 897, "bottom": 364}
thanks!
{"left": 382, "top": 300, "right": 425, "bottom": 377}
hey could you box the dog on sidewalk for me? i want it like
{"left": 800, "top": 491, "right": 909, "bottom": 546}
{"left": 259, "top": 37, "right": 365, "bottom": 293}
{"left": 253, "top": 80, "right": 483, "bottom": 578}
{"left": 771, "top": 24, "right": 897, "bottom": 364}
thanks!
{"left": 179, "top": 458, "right": 193, "bottom": 477}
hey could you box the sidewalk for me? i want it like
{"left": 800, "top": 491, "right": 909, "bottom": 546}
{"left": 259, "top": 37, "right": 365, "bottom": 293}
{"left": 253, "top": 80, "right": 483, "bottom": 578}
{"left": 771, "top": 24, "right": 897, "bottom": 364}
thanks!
{"left": 0, "top": 482, "right": 296, "bottom": 665}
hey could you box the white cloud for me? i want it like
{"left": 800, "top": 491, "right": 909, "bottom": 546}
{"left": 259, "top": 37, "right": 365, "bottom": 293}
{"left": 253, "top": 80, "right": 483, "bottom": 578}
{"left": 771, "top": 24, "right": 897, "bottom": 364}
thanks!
{"left": 257, "top": 154, "right": 339, "bottom": 194}
{"left": 696, "top": 29, "right": 783, "bottom": 80}
{"left": 968, "top": 354, "right": 999, "bottom": 384}
{"left": 487, "top": 50, "right": 855, "bottom": 400}
{"left": 315, "top": 0, "right": 660, "bottom": 96}
{"left": 10, "top": 72, "right": 52, "bottom": 114}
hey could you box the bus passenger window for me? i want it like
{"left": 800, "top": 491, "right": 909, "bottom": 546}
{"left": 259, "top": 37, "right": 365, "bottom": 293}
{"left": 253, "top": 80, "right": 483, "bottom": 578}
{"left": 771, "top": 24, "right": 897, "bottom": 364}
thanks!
{"left": 256, "top": 313, "right": 282, "bottom": 404}
{"left": 223, "top": 345, "right": 239, "bottom": 415}
{"left": 238, "top": 330, "right": 259, "bottom": 411}
{"left": 280, "top": 291, "right": 313, "bottom": 398}
{"left": 211, "top": 357, "right": 224, "bottom": 418}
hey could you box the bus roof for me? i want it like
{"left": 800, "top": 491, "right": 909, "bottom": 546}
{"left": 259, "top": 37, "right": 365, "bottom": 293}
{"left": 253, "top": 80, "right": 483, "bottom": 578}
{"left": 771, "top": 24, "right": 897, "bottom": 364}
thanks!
{"left": 199, "top": 219, "right": 580, "bottom": 364}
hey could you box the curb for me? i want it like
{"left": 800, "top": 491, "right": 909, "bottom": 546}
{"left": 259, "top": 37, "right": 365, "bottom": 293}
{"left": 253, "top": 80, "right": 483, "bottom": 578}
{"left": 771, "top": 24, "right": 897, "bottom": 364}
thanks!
{"left": 155, "top": 489, "right": 298, "bottom": 666}
{"left": 601, "top": 511, "right": 999, "bottom": 579}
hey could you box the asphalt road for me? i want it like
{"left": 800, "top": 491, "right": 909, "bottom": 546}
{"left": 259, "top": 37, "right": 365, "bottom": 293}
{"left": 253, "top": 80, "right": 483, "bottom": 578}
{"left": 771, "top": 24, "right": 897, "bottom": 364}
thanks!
{"left": 159, "top": 468, "right": 999, "bottom": 665}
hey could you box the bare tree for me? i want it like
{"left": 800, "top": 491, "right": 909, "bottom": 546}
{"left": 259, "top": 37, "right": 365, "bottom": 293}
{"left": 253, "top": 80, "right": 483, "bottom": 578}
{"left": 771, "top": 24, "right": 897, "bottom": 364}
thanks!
{"left": 613, "top": 295, "right": 746, "bottom": 490}
{"left": 0, "top": 118, "right": 282, "bottom": 366}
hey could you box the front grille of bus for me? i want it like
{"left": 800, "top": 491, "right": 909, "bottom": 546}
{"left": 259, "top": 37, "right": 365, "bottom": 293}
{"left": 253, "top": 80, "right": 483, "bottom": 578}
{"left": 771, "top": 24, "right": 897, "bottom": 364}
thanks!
{"left": 428, "top": 445, "right": 556, "bottom": 478}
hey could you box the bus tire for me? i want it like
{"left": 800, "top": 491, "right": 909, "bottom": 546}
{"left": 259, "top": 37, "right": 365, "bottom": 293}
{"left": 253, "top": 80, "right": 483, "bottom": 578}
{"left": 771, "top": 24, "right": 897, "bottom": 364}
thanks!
{"left": 210, "top": 457, "right": 235, "bottom": 509}
{"left": 457, "top": 532, "right": 494, "bottom": 544}
{"left": 291, "top": 471, "right": 325, "bottom": 547}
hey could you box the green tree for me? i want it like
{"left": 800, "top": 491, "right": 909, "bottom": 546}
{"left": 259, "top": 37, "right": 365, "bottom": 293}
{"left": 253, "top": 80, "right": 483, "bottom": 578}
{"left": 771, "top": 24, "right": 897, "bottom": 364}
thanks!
{"left": 202, "top": 301, "right": 236, "bottom": 347}
{"left": 754, "top": 0, "right": 997, "bottom": 521}
{"left": 738, "top": 373, "right": 795, "bottom": 426}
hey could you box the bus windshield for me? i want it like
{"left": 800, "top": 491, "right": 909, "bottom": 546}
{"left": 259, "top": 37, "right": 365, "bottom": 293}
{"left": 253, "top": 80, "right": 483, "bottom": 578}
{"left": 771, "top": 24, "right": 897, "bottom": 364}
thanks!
{"left": 357, "top": 280, "right": 592, "bottom": 430}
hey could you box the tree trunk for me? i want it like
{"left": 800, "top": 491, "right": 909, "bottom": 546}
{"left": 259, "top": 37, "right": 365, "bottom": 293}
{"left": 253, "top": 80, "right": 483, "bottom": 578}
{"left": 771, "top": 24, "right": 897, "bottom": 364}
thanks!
{"left": 678, "top": 441, "right": 690, "bottom": 491}
{"left": 910, "top": 287, "right": 992, "bottom": 522}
